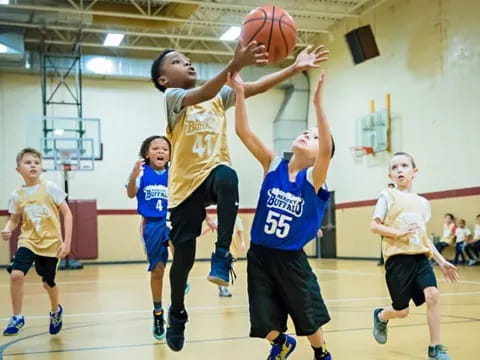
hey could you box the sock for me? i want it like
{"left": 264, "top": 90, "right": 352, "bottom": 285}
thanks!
{"left": 272, "top": 333, "right": 286, "bottom": 345}
{"left": 312, "top": 344, "right": 328, "bottom": 359}
{"left": 377, "top": 310, "right": 387, "bottom": 323}
{"left": 153, "top": 302, "right": 163, "bottom": 314}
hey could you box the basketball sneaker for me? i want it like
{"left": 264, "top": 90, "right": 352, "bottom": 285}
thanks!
{"left": 166, "top": 307, "right": 188, "bottom": 352}
{"left": 152, "top": 310, "right": 165, "bottom": 340}
{"left": 373, "top": 308, "right": 388, "bottom": 344}
{"left": 428, "top": 345, "right": 452, "bottom": 360}
{"left": 49, "top": 304, "right": 63, "bottom": 335}
{"left": 218, "top": 285, "right": 232, "bottom": 297}
{"left": 268, "top": 335, "right": 296, "bottom": 360}
{"left": 207, "top": 248, "right": 234, "bottom": 286}
{"left": 3, "top": 315, "right": 24, "bottom": 336}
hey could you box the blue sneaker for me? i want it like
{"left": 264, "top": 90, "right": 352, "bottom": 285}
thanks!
{"left": 49, "top": 304, "right": 63, "bottom": 335}
{"left": 207, "top": 248, "right": 234, "bottom": 286}
{"left": 153, "top": 310, "right": 165, "bottom": 340}
{"left": 428, "top": 345, "right": 452, "bottom": 360}
{"left": 3, "top": 316, "right": 25, "bottom": 336}
{"left": 268, "top": 335, "right": 296, "bottom": 360}
{"left": 166, "top": 307, "right": 188, "bottom": 352}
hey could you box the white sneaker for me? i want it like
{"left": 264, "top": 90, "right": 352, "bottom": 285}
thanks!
{"left": 468, "top": 259, "right": 477, "bottom": 266}
{"left": 218, "top": 286, "right": 232, "bottom": 297}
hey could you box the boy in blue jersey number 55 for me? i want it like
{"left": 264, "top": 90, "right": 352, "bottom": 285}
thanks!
{"left": 227, "top": 45, "right": 334, "bottom": 360}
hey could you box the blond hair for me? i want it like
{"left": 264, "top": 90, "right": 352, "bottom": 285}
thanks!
{"left": 16, "top": 148, "right": 42, "bottom": 166}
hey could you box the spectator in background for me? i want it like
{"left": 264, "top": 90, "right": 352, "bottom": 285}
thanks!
{"left": 435, "top": 213, "right": 456, "bottom": 255}
{"left": 453, "top": 219, "right": 471, "bottom": 265}
{"left": 465, "top": 214, "right": 480, "bottom": 266}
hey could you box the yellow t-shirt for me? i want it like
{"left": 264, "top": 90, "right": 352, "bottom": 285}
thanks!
{"left": 376, "top": 188, "right": 432, "bottom": 260}
{"left": 165, "top": 87, "right": 233, "bottom": 208}
{"left": 10, "top": 181, "right": 65, "bottom": 257}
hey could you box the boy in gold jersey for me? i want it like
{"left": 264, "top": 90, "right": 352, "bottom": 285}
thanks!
{"left": 1, "top": 148, "right": 73, "bottom": 336}
{"left": 370, "top": 152, "right": 458, "bottom": 360}
{"left": 150, "top": 41, "right": 329, "bottom": 351}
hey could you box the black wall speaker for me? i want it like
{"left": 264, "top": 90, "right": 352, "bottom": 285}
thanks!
{"left": 345, "top": 25, "right": 380, "bottom": 64}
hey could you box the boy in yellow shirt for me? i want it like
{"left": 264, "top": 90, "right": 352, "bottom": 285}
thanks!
{"left": 370, "top": 152, "right": 458, "bottom": 360}
{"left": 1, "top": 148, "right": 72, "bottom": 336}
{"left": 150, "top": 41, "right": 328, "bottom": 351}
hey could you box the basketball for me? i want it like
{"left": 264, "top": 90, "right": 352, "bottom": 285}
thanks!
{"left": 240, "top": 5, "right": 297, "bottom": 64}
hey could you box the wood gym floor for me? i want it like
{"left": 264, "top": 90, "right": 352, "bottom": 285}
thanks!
{"left": 0, "top": 259, "right": 478, "bottom": 360}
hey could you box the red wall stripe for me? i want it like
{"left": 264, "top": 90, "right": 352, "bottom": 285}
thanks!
{"left": 336, "top": 186, "right": 480, "bottom": 209}
{"left": 1, "top": 187, "right": 478, "bottom": 216}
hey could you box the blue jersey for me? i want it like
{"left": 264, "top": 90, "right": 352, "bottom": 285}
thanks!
{"left": 250, "top": 158, "right": 330, "bottom": 251}
{"left": 136, "top": 165, "right": 168, "bottom": 219}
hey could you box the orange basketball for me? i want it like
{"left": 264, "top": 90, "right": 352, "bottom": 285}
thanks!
{"left": 240, "top": 5, "right": 297, "bottom": 64}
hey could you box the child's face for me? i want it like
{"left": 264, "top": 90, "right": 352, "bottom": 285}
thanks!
{"left": 291, "top": 126, "right": 319, "bottom": 163}
{"left": 457, "top": 220, "right": 465, "bottom": 228}
{"left": 388, "top": 154, "right": 417, "bottom": 188}
{"left": 158, "top": 51, "right": 196, "bottom": 90}
{"left": 444, "top": 215, "right": 453, "bottom": 224}
{"left": 147, "top": 138, "right": 170, "bottom": 170}
{"left": 17, "top": 153, "right": 42, "bottom": 182}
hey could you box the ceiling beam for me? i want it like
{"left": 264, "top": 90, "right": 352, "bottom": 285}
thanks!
{"left": 0, "top": 21, "right": 312, "bottom": 47}
{"left": 0, "top": 4, "right": 331, "bottom": 34}
{"left": 148, "top": 0, "right": 360, "bottom": 19}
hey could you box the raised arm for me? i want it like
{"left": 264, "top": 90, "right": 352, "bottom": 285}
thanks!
{"left": 127, "top": 159, "right": 144, "bottom": 198}
{"left": 227, "top": 72, "right": 275, "bottom": 174}
{"left": 243, "top": 45, "right": 329, "bottom": 98}
{"left": 182, "top": 41, "right": 267, "bottom": 107}
{"left": 310, "top": 71, "right": 332, "bottom": 192}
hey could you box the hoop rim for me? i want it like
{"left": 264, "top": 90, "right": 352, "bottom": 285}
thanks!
{"left": 349, "top": 146, "right": 375, "bottom": 156}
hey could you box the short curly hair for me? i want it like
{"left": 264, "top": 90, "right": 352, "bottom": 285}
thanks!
{"left": 150, "top": 49, "right": 175, "bottom": 92}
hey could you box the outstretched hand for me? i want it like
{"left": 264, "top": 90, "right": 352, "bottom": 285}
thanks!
{"left": 294, "top": 45, "right": 329, "bottom": 72}
{"left": 232, "top": 40, "right": 268, "bottom": 70}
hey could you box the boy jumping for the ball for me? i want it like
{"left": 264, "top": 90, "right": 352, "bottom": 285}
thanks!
{"left": 150, "top": 41, "right": 328, "bottom": 351}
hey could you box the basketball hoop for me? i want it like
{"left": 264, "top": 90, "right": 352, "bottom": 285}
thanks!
{"left": 349, "top": 146, "right": 374, "bottom": 158}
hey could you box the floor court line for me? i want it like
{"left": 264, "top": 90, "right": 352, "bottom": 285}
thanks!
{"left": 1, "top": 290, "right": 479, "bottom": 322}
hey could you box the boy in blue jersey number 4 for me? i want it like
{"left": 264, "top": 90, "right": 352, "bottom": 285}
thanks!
{"left": 227, "top": 46, "right": 333, "bottom": 360}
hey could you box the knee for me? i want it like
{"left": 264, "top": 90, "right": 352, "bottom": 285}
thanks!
{"left": 151, "top": 265, "right": 165, "bottom": 280}
{"left": 216, "top": 167, "right": 238, "bottom": 190}
{"left": 10, "top": 270, "right": 25, "bottom": 283}
{"left": 395, "top": 308, "right": 410, "bottom": 319}
{"left": 43, "top": 277, "right": 56, "bottom": 288}
{"left": 424, "top": 287, "right": 440, "bottom": 305}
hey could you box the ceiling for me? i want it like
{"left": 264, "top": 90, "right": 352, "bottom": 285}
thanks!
{"left": 0, "top": 0, "right": 386, "bottom": 63}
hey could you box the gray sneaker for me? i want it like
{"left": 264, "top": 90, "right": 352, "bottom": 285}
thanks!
{"left": 428, "top": 345, "right": 451, "bottom": 360}
{"left": 218, "top": 286, "right": 232, "bottom": 297}
{"left": 373, "top": 308, "right": 388, "bottom": 344}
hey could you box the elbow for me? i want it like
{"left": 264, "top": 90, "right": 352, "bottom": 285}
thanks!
{"left": 369, "top": 222, "right": 379, "bottom": 234}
